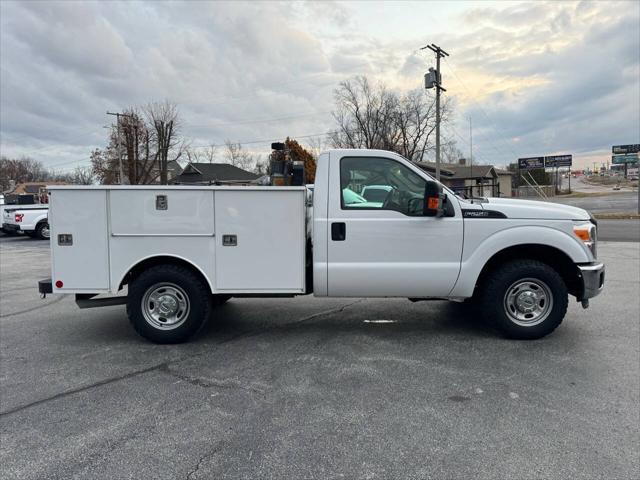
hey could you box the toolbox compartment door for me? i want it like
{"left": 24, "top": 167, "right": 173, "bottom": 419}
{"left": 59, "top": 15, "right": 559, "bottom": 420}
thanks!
{"left": 50, "top": 190, "right": 109, "bottom": 290}
{"left": 110, "top": 190, "right": 214, "bottom": 236}
{"left": 214, "top": 190, "right": 305, "bottom": 292}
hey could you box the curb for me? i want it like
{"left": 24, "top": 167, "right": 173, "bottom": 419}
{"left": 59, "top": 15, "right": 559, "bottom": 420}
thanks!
{"left": 593, "top": 213, "right": 640, "bottom": 220}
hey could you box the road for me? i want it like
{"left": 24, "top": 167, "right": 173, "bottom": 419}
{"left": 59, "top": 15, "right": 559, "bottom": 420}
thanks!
{"left": 1, "top": 236, "right": 638, "bottom": 479}
{"left": 596, "top": 219, "right": 640, "bottom": 242}
{"left": 561, "top": 174, "right": 637, "bottom": 194}
{"left": 548, "top": 191, "right": 638, "bottom": 214}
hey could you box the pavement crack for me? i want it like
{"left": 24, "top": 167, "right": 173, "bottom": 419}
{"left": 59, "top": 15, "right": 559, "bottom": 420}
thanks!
{"left": 291, "top": 299, "right": 365, "bottom": 325}
{"left": 0, "top": 294, "right": 66, "bottom": 319}
{"left": 186, "top": 443, "right": 221, "bottom": 480}
{"left": 159, "top": 364, "right": 264, "bottom": 393}
{"left": 0, "top": 363, "right": 167, "bottom": 417}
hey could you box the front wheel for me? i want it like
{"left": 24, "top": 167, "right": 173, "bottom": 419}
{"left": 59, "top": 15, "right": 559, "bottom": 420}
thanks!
{"left": 479, "top": 259, "right": 568, "bottom": 339}
{"left": 127, "top": 265, "right": 211, "bottom": 343}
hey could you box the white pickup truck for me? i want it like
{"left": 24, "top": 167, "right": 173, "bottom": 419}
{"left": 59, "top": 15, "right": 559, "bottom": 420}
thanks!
{"left": 2, "top": 204, "right": 50, "bottom": 239}
{"left": 38, "top": 149, "right": 604, "bottom": 343}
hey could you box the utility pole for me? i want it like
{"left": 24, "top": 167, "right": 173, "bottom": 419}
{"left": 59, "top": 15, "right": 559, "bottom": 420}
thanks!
{"left": 422, "top": 43, "right": 448, "bottom": 181}
{"left": 106, "top": 111, "right": 134, "bottom": 184}
{"left": 469, "top": 116, "right": 473, "bottom": 196}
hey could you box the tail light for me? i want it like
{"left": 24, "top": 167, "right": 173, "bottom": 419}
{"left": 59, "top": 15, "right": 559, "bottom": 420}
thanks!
{"left": 15, "top": 213, "right": 24, "bottom": 222}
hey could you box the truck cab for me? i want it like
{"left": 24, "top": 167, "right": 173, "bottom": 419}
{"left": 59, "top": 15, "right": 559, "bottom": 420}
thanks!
{"left": 39, "top": 149, "right": 604, "bottom": 343}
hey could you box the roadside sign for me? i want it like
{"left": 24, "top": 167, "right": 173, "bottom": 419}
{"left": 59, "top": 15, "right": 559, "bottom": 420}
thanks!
{"left": 545, "top": 154, "right": 572, "bottom": 168}
{"left": 612, "top": 153, "right": 639, "bottom": 164}
{"left": 518, "top": 157, "right": 545, "bottom": 170}
{"left": 612, "top": 144, "right": 640, "bottom": 154}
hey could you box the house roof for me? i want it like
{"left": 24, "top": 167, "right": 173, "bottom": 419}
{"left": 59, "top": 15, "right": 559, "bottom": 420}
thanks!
{"left": 166, "top": 160, "right": 183, "bottom": 174}
{"left": 413, "top": 162, "right": 496, "bottom": 179}
{"left": 7, "top": 181, "right": 68, "bottom": 195}
{"left": 412, "top": 162, "right": 456, "bottom": 177}
{"left": 176, "top": 163, "right": 258, "bottom": 183}
{"left": 447, "top": 165, "right": 496, "bottom": 180}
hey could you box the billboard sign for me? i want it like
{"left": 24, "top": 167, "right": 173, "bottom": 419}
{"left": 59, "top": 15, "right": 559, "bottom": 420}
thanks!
{"left": 612, "top": 144, "right": 640, "bottom": 155}
{"left": 612, "top": 153, "right": 639, "bottom": 165}
{"left": 545, "top": 154, "right": 572, "bottom": 168}
{"left": 518, "top": 157, "right": 545, "bottom": 170}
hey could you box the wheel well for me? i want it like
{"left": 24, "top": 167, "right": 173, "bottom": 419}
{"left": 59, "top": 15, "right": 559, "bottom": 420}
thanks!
{"left": 119, "top": 256, "right": 212, "bottom": 292}
{"left": 475, "top": 244, "right": 582, "bottom": 298}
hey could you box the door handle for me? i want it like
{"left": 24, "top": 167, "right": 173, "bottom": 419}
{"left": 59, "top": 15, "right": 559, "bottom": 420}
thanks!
{"left": 331, "top": 222, "right": 346, "bottom": 241}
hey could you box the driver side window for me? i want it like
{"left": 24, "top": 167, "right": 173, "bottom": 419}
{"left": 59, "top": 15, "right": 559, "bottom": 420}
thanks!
{"left": 340, "top": 157, "right": 426, "bottom": 216}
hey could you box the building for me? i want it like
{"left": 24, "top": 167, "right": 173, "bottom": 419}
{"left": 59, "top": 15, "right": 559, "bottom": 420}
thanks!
{"left": 413, "top": 160, "right": 513, "bottom": 197}
{"left": 2, "top": 181, "right": 68, "bottom": 204}
{"left": 175, "top": 163, "right": 258, "bottom": 185}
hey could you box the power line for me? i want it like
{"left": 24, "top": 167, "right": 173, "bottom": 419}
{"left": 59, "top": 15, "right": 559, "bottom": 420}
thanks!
{"left": 190, "top": 131, "right": 330, "bottom": 149}
{"left": 185, "top": 110, "right": 331, "bottom": 130}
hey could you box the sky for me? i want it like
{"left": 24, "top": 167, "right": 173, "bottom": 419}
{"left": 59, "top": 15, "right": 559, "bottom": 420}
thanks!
{"left": 1, "top": 0, "right": 638, "bottom": 172}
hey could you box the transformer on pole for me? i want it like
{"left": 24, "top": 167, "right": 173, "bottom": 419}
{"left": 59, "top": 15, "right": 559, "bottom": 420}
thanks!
{"left": 422, "top": 44, "right": 448, "bottom": 181}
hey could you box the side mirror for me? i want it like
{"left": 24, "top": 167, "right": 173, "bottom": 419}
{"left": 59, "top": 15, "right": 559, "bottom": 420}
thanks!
{"left": 423, "top": 181, "right": 444, "bottom": 217}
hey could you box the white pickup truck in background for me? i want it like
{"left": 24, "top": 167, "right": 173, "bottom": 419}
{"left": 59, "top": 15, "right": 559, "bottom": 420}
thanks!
{"left": 38, "top": 149, "right": 604, "bottom": 343}
{"left": 2, "top": 204, "right": 50, "bottom": 239}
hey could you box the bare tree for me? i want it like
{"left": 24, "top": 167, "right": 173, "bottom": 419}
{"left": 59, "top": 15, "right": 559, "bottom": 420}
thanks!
{"left": 253, "top": 158, "right": 268, "bottom": 176}
{"left": 441, "top": 139, "right": 465, "bottom": 164}
{"left": 70, "top": 166, "right": 96, "bottom": 185}
{"left": 0, "top": 156, "right": 49, "bottom": 190}
{"left": 305, "top": 135, "right": 329, "bottom": 160}
{"left": 330, "top": 76, "right": 399, "bottom": 151}
{"left": 184, "top": 144, "right": 217, "bottom": 164}
{"left": 120, "top": 109, "right": 163, "bottom": 185}
{"left": 223, "top": 140, "right": 255, "bottom": 171}
{"left": 329, "top": 76, "right": 452, "bottom": 162}
{"left": 91, "top": 101, "right": 185, "bottom": 185}
{"left": 146, "top": 101, "right": 184, "bottom": 185}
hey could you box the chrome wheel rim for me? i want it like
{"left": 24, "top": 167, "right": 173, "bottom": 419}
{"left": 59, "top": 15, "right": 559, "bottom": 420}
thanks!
{"left": 503, "top": 278, "right": 553, "bottom": 327}
{"left": 141, "top": 283, "right": 190, "bottom": 330}
{"left": 41, "top": 224, "right": 50, "bottom": 239}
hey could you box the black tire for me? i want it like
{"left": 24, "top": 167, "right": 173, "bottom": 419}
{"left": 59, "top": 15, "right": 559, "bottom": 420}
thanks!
{"left": 478, "top": 259, "right": 568, "bottom": 340}
{"left": 127, "top": 264, "right": 211, "bottom": 343}
{"left": 35, "top": 222, "right": 50, "bottom": 240}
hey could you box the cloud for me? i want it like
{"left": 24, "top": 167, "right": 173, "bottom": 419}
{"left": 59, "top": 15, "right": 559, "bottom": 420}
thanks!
{"left": 0, "top": 0, "right": 638, "bottom": 172}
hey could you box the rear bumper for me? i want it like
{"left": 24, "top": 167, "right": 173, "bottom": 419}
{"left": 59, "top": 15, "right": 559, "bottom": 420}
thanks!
{"left": 2, "top": 223, "right": 20, "bottom": 233}
{"left": 578, "top": 262, "right": 605, "bottom": 300}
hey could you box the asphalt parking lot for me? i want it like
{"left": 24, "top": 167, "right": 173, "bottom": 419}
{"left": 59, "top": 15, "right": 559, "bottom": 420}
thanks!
{"left": 1, "top": 235, "right": 639, "bottom": 479}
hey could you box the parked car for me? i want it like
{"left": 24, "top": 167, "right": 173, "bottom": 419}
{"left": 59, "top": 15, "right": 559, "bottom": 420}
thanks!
{"left": 2, "top": 204, "right": 50, "bottom": 239}
{"left": 39, "top": 149, "right": 604, "bottom": 343}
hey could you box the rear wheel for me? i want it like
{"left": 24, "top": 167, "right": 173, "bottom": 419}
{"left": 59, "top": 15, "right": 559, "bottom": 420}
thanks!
{"left": 35, "top": 222, "right": 50, "bottom": 240}
{"left": 127, "top": 265, "right": 211, "bottom": 343}
{"left": 479, "top": 259, "right": 568, "bottom": 339}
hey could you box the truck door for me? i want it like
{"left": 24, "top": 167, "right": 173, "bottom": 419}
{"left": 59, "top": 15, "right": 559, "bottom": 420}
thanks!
{"left": 326, "top": 153, "right": 463, "bottom": 297}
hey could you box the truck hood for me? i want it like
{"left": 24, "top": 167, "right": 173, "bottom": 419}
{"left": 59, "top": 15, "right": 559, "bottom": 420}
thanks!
{"left": 483, "top": 197, "right": 590, "bottom": 221}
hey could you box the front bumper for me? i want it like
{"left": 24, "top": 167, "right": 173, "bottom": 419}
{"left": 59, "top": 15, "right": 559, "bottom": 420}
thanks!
{"left": 578, "top": 262, "right": 605, "bottom": 300}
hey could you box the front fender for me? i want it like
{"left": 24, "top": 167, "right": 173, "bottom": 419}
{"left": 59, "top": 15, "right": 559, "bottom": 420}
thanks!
{"left": 450, "top": 225, "right": 591, "bottom": 297}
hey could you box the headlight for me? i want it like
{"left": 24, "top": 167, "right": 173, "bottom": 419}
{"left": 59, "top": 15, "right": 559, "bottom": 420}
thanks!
{"left": 573, "top": 223, "right": 597, "bottom": 258}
